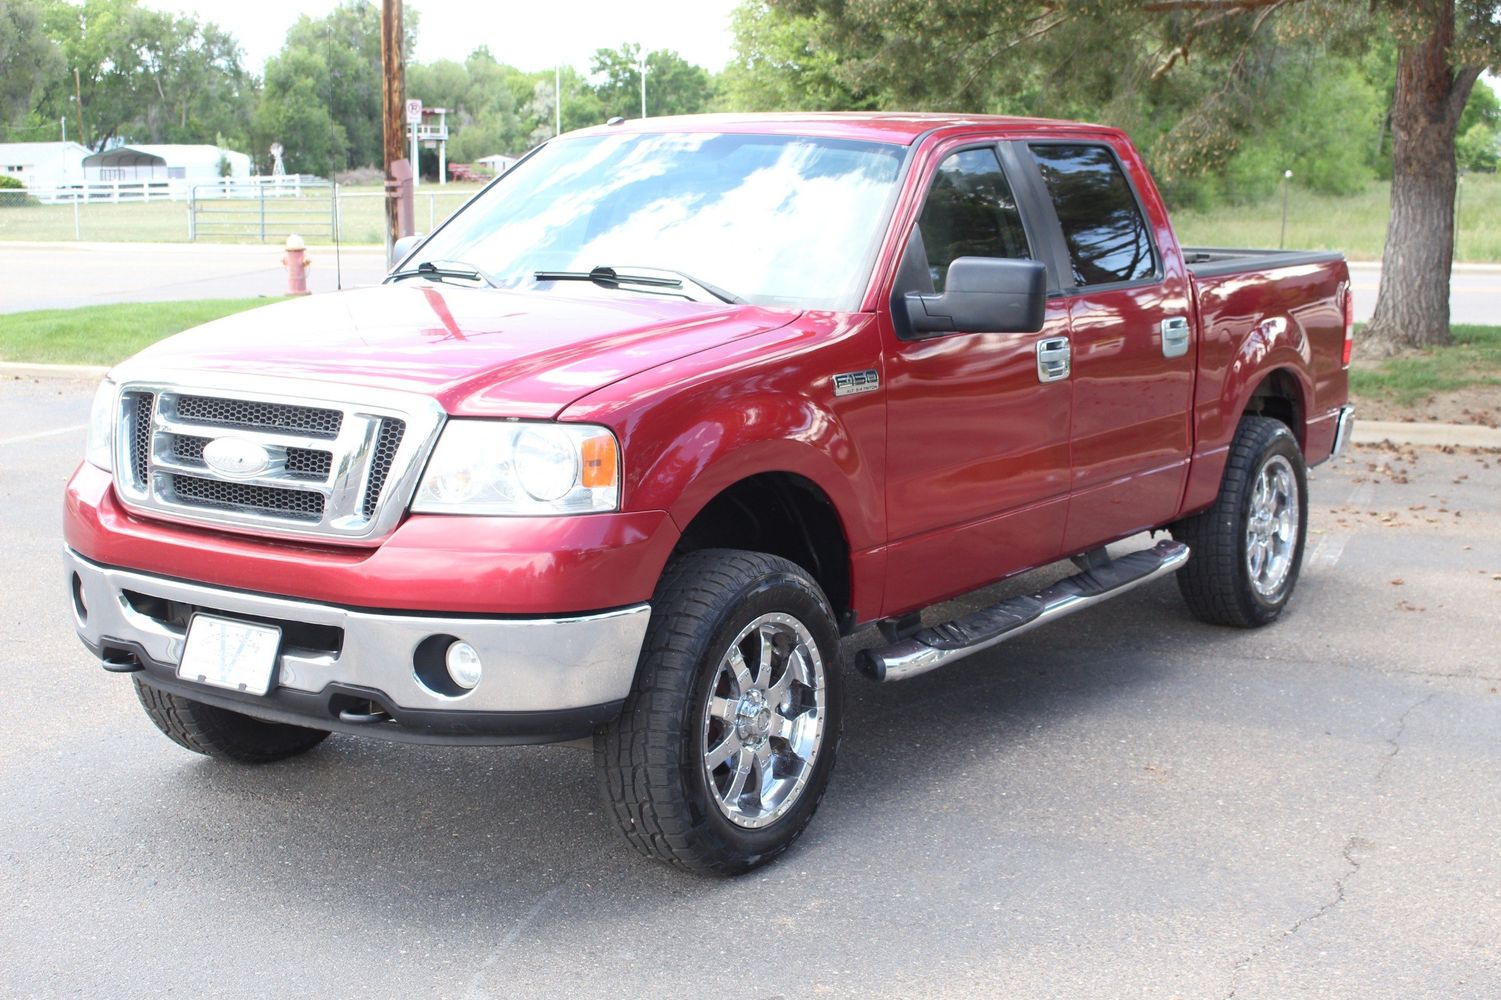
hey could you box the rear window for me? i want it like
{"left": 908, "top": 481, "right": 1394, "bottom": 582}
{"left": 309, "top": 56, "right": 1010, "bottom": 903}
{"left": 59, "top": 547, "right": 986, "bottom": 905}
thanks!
{"left": 1029, "top": 144, "right": 1155, "bottom": 287}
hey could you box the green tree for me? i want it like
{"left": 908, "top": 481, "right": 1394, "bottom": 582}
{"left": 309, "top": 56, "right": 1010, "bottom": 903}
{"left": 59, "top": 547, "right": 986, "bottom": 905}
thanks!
{"left": 1456, "top": 83, "right": 1500, "bottom": 172}
{"left": 40, "top": 0, "right": 254, "bottom": 150}
{"left": 255, "top": 0, "right": 399, "bottom": 172}
{"left": 589, "top": 43, "right": 712, "bottom": 119}
{"left": 718, "top": 1, "right": 869, "bottom": 111}
{"left": 0, "top": 0, "right": 65, "bottom": 130}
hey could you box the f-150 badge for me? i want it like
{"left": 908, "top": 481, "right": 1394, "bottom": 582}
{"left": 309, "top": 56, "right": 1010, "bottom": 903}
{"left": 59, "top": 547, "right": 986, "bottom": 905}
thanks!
{"left": 833, "top": 369, "right": 880, "bottom": 397}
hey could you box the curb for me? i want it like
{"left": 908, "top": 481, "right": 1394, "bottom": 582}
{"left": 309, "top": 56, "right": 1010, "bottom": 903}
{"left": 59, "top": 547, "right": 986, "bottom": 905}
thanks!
{"left": 2, "top": 361, "right": 110, "bottom": 380}
{"left": 0, "top": 240, "right": 385, "bottom": 255}
{"left": 1352, "top": 420, "right": 1501, "bottom": 449}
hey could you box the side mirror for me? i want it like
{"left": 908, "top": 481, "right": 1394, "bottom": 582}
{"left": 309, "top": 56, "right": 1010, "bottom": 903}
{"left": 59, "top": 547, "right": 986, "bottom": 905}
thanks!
{"left": 904, "top": 257, "right": 1047, "bottom": 335}
{"left": 389, "top": 233, "right": 425, "bottom": 269}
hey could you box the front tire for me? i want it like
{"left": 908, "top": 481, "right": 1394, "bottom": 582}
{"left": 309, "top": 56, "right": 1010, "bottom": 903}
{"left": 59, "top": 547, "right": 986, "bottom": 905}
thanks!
{"left": 133, "top": 678, "right": 330, "bottom": 763}
{"left": 594, "top": 549, "right": 843, "bottom": 876}
{"left": 1171, "top": 415, "right": 1308, "bottom": 627}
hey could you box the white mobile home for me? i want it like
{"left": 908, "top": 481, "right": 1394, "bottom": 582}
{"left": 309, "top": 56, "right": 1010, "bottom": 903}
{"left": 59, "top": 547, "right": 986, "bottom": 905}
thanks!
{"left": 0, "top": 141, "right": 91, "bottom": 188}
{"left": 83, "top": 145, "right": 252, "bottom": 183}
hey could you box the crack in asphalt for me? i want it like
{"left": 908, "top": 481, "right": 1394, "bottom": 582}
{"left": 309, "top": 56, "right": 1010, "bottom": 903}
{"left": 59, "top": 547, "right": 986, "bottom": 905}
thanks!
{"left": 1376, "top": 693, "right": 1436, "bottom": 784}
{"left": 1225, "top": 836, "right": 1364, "bottom": 999}
{"left": 1224, "top": 693, "right": 1433, "bottom": 997}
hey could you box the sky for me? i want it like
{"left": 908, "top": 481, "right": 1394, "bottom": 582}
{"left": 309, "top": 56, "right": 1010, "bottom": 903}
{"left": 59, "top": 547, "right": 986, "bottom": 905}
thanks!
{"left": 140, "top": 0, "right": 744, "bottom": 74}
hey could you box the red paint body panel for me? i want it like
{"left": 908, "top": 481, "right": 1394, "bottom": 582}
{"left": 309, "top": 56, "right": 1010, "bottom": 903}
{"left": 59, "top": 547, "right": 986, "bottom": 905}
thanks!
{"left": 66, "top": 113, "right": 1350, "bottom": 634}
{"left": 1056, "top": 134, "right": 1195, "bottom": 552}
{"left": 1180, "top": 261, "right": 1349, "bottom": 514}
{"left": 65, "top": 462, "right": 678, "bottom": 614}
{"left": 120, "top": 284, "right": 801, "bottom": 420}
{"left": 564, "top": 312, "right": 890, "bottom": 623}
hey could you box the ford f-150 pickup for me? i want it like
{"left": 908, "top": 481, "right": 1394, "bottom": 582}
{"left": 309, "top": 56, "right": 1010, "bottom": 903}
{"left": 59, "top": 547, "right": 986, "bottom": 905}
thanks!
{"left": 64, "top": 113, "right": 1355, "bottom": 874}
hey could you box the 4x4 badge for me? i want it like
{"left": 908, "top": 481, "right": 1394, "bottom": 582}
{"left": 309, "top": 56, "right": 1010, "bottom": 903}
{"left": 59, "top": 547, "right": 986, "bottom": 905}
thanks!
{"left": 833, "top": 369, "right": 880, "bottom": 397}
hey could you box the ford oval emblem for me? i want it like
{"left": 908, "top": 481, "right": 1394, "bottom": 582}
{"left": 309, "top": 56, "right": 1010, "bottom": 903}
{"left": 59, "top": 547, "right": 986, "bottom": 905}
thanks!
{"left": 202, "top": 437, "right": 271, "bottom": 478}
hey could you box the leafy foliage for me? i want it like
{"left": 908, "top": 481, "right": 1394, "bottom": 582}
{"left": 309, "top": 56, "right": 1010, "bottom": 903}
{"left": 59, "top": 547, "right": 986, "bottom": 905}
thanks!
{"left": 38, "top": 0, "right": 255, "bottom": 151}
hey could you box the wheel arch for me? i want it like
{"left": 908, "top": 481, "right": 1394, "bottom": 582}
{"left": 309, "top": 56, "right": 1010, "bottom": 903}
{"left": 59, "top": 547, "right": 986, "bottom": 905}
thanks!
{"left": 673, "top": 470, "right": 855, "bottom": 631}
{"left": 1242, "top": 366, "right": 1310, "bottom": 450}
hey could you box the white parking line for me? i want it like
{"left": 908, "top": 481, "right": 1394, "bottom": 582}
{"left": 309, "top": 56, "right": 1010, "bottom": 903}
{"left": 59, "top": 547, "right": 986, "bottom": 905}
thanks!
{"left": 0, "top": 423, "right": 87, "bottom": 447}
{"left": 1310, "top": 532, "right": 1351, "bottom": 569}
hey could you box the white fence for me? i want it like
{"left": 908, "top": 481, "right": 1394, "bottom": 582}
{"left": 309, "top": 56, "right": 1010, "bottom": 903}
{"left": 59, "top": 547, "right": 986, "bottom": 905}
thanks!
{"left": 20, "top": 175, "right": 328, "bottom": 205}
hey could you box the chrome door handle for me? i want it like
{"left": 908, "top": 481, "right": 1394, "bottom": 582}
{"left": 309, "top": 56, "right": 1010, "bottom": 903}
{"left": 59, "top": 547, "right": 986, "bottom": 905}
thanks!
{"left": 1162, "top": 317, "right": 1191, "bottom": 358}
{"left": 1036, "top": 336, "right": 1071, "bottom": 383}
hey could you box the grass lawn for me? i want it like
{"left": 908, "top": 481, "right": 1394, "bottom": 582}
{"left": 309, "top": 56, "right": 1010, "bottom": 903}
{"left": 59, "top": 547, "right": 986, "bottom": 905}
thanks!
{"left": 0, "top": 298, "right": 283, "bottom": 366}
{"left": 1156, "top": 173, "right": 1500, "bottom": 262}
{"left": 1351, "top": 325, "right": 1501, "bottom": 407}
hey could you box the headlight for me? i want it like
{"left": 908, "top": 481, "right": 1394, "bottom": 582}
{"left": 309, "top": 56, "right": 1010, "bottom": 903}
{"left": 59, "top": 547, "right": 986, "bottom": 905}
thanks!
{"left": 411, "top": 421, "right": 620, "bottom": 515}
{"left": 84, "top": 379, "right": 117, "bottom": 472}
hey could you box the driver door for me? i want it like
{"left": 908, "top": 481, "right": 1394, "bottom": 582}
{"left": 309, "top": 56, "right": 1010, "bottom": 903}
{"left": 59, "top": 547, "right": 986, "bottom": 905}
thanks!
{"left": 881, "top": 143, "right": 1073, "bottom": 616}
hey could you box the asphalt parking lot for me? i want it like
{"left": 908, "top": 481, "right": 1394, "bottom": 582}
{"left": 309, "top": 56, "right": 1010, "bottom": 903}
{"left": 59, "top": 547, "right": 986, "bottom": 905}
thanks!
{"left": 3, "top": 376, "right": 1499, "bottom": 999}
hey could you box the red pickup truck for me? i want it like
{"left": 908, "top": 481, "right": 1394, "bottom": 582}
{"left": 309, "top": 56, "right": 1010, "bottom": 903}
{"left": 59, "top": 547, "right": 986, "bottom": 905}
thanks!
{"left": 64, "top": 113, "right": 1354, "bottom": 874}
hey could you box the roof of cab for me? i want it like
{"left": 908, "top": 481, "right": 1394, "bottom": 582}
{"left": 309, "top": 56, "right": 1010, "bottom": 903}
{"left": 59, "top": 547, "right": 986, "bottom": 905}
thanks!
{"left": 570, "top": 112, "right": 1116, "bottom": 146}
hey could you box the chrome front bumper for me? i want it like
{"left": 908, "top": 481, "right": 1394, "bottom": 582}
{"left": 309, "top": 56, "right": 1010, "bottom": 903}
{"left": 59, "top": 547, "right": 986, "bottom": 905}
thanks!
{"left": 65, "top": 548, "right": 650, "bottom": 743}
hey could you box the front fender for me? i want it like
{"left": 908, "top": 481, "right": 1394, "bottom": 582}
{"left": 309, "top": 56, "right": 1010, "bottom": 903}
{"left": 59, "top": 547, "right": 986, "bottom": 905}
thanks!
{"left": 562, "top": 312, "right": 888, "bottom": 609}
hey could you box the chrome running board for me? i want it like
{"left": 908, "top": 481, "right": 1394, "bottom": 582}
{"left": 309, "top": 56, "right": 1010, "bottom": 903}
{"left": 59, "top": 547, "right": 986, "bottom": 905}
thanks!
{"left": 856, "top": 539, "right": 1190, "bottom": 683}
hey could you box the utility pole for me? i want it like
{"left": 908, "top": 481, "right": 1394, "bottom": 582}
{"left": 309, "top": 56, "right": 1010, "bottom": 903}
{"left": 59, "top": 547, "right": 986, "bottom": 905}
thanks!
{"left": 555, "top": 65, "right": 562, "bottom": 136}
{"left": 73, "top": 68, "right": 86, "bottom": 149}
{"left": 380, "top": 0, "right": 413, "bottom": 255}
{"left": 638, "top": 49, "right": 647, "bottom": 119}
{"left": 1279, "top": 169, "right": 1292, "bottom": 249}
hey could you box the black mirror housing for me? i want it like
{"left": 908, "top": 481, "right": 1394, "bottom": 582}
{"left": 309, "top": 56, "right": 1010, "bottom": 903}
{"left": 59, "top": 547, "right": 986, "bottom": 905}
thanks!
{"left": 903, "top": 257, "right": 1047, "bottom": 335}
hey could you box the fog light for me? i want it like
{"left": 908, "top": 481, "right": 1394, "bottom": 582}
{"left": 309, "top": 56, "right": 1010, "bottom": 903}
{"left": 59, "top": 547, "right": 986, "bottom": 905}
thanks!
{"left": 445, "top": 641, "right": 482, "bottom": 689}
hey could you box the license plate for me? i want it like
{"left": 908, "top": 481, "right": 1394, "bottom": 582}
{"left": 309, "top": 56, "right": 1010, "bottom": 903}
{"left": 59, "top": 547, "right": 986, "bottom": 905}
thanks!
{"left": 177, "top": 614, "right": 282, "bottom": 696}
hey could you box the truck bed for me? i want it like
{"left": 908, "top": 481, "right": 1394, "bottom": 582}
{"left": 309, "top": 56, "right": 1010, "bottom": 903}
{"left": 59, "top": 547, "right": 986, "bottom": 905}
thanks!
{"left": 1183, "top": 246, "right": 1344, "bottom": 279}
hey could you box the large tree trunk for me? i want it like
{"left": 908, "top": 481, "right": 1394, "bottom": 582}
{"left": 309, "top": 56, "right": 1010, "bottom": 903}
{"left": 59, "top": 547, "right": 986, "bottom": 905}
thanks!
{"left": 1364, "top": 0, "right": 1481, "bottom": 355}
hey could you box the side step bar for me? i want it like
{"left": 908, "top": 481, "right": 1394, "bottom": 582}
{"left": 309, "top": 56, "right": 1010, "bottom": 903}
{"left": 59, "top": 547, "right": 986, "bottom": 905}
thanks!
{"left": 857, "top": 539, "right": 1190, "bottom": 683}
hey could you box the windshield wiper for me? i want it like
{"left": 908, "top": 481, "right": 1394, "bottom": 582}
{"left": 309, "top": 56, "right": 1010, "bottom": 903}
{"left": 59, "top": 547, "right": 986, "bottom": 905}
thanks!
{"left": 533, "top": 265, "right": 744, "bottom": 304}
{"left": 390, "top": 259, "right": 498, "bottom": 287}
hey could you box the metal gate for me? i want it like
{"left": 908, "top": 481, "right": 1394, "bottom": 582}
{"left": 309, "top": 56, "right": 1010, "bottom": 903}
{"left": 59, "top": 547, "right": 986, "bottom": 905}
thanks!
{"left": 189, "top": 178, "right": 337, "bottom": 243}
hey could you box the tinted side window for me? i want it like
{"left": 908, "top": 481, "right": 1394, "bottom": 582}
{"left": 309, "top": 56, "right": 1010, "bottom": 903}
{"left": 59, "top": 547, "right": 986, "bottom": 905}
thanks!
{"left": 917, "top": 147, "right": 1030, "bottom": 292}
{"left": 1030, "top": 144, "right": 1155, "bottom": 286}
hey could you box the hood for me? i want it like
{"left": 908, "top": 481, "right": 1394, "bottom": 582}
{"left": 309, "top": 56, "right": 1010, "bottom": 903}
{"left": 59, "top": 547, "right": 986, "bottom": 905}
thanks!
{"left": 117, "top": 283, "right": 801, "bottom": 418}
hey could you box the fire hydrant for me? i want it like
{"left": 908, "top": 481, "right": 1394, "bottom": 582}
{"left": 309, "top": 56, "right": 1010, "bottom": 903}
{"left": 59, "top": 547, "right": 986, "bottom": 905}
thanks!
{"left": 282, "top": 234, "right": 312, "bottom": 296}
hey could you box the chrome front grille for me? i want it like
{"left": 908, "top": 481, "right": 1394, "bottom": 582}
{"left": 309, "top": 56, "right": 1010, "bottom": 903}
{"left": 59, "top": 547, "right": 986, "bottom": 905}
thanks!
{"left": 112, "top": 378, "right": 445, "bottom": 545}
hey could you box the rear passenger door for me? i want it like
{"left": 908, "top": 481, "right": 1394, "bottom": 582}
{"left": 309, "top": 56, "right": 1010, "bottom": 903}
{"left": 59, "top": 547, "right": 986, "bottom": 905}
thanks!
{"left": 1023, "top": 141, "right": 1195, "bottom": 553}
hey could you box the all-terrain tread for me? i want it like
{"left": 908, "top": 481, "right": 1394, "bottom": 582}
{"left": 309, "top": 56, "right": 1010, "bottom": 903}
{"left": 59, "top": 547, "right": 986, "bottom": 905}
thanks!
{"left": 133, "top": 677, "right": 329, "bottom": 763}
{"left": 1171, "top": 415, "right": 1305, "bottom": 627}
{"left": 594, "top": 549, "right": 840, "bottom": 876}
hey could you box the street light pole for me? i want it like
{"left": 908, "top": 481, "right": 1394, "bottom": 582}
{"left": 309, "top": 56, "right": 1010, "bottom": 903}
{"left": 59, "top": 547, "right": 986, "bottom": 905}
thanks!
{"left": 639, "top": 48, "right": 647, "bottom": 119}
{"left": 1280, "top": 168, "right": 1292, "bottom": 249}
{"left": 555, "top": 64, "right": 562, "bottom": 136}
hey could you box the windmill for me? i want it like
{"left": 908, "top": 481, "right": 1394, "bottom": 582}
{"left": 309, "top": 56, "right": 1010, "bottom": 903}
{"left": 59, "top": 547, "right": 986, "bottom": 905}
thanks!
{"left": 270, "top": 142, "right": 286, "bottom": 177}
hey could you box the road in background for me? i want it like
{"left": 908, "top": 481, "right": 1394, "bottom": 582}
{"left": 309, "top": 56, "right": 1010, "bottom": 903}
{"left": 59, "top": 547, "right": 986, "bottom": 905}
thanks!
{"left": 3, "top": 378, "right": 1499, "bottom": 998}
{"left": 1, "top": 244, "right": 1497, "bottom": 323}
{"left": 1347, "top": 262, "right": 1498, "bottom": 327}
{"left": 0, "top": 242, "right": 388, "bottom": 314}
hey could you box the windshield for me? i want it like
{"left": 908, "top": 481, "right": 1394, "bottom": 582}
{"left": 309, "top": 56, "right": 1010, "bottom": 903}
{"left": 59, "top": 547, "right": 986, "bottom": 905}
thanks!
{"left": 405, "top": 131, "right": 908, "bottom": 311}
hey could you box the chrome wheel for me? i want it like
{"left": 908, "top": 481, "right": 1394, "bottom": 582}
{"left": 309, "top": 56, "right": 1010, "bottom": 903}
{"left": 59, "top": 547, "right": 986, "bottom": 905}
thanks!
{"left": 1246, "top": 453, "right": 1300, "bottom": 599}
{"left": 701, "top": 612, "right": 827, "bottom": 830}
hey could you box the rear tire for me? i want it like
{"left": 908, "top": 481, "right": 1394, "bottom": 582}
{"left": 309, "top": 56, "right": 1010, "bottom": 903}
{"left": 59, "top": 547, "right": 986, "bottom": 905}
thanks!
{"left": 1171, "top": 416, "right": 1308, "bottom": 627}
{"left": 594, "top": 549, "right": 843, "bottom": 876}
{"left": 133, "top": 677, "right": 330, "bottom": 763}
